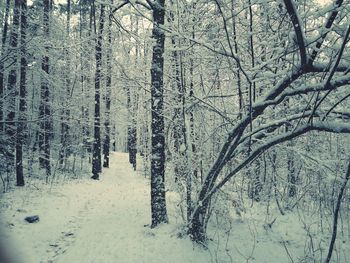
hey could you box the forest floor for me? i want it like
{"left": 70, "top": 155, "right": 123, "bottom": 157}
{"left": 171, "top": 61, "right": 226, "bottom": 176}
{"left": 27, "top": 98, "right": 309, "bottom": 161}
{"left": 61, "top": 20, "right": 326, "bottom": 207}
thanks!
{"left": 0, "top": 152, "right": 209, "bottom": 263}
{"left": 1, "top": 152, "right": 349, "bottom": 263}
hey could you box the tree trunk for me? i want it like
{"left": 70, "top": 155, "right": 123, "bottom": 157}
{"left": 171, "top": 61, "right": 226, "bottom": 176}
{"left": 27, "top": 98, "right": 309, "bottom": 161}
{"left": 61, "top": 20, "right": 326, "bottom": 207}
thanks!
{"left": 79, "top": 4, "right": 91, "bottom": 158}
{"left": 0, "top": 0, "right": 11, "bottom": 132}
{"left": 59, "top": 0, "right": 71, "bottom": 168}
{"left": 126, "top": 15, "right": 138, "bottom": 171}
{"left": 170, "top": 20, "right": 191, "bottom": 221}
{"left": 150, "top": 0, "right": 168, "bottom": 228}
{"left": 15, "top": 0, "right": 27, "bottom": 186}
{"left": 325, "top": 161, "right": 350, "bottom": 263}
{"left": 91, "top": 3, "right": 104, "bottom": 179}
{"left": 231, "top": 0, "right": 243, "bottom": 117}
{"left": 247, "top": 0, "right": 262, "bottom": 201}
{"left": 103, "top": 5, "right": 112, "bottom": 168}
{"left": 39, "top": 0, "right": 51, "bottom": 179}
{"left": 5, "top": 0, "right": 21, "bottom": 166}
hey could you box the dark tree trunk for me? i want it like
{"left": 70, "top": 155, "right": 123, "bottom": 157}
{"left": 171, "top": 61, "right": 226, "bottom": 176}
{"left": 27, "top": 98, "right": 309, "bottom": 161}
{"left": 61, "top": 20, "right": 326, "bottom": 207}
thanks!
{"left": 189, "top": 195, "right": 210, "bottom": 244}
{"left": 103, "top": 6, "right": 112, "bottom": 168}
{"left": 325, "top": 161, "right": 350, "bottom": 263}
{"left": 287, "top": 157, "right": 296, "bottom": 197}
{"left": 126, "top": 86, "right": 137, "bottom": 170}
{"left": 39, "top": 0, "right": 51, "bottom": 179}
{"left": 231, "top": 0, "right": 243, "bottom": 117}
{"left": 189, "top": 141, "right": 234, "bottom": 243}
{"left": 285, "top": 109, "right": 297, "bottom": 198}
{"left": 129, "top": 125, "right": 137, "bottom": 170}
{"left": 79, "top": 5, "right": 91, "bottom": 157}
{"left": 91, "top": 3, "right": 104, "bottom": 179}
{"left": 246, "top": 0, "right": 261, "bottom": 201}
{"left": 0, "top": 0, "right": 11, "bottom": 132}
{"left": 15, "top": 0, "right": 28, "bottom": 187}
{"left": 150, "top": 0, "right": 168, "bottom": 228}
{"left": 59, "top": 0, "right": 71, "bottom": 167}
{"left": 5, "top": 0, "right": 21, "bottom": 165}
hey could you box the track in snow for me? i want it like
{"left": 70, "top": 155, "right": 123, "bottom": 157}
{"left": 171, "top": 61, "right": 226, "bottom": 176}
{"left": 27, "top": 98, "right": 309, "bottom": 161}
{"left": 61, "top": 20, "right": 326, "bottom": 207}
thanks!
{"left": 0, "top": 152, "right": 208, "bottom": 263}
{"left": 54, "top": 152, "right": 208, "bottom": 263}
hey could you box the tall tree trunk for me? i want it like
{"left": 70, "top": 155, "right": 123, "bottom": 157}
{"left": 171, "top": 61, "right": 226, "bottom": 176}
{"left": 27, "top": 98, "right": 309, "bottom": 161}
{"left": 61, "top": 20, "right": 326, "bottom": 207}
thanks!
{"left": 59, "top": 0, "right": 71, "bottom": 167}
{"left": 127, "top": 88, "right": 137, "bottom": 170}
{"left": 170, "top": 15, "right": 190, "bottom": 221}
{"left": 247, "top": 0, "right": 262, "bottom": 201}
{"left": 39, "top": 0, "right": 51, "bottom": 180}
{"left": 5, "top": 0, "right": 21, "bottom": 166}
{"left": 231, "top": 0, "right": 243, "bottom": 117}
{"left": 15, "top": 0, "right": 27, "bottom": 186}
{"left": 0, "top": 0, "right": 11, "bottom": 132}
{"left": 103, "top": 5, "right": 112, "bottom": 168}
{"left": 91, "top": 3, "right": 104, "bottom": 179}
{"left": 150, "top": 0, "right": 168, "bottom": 228}
{"left": 189, "top": 2, "right": 198, "bottom": 199}
{"left": 325, "top": 161, "right": 350, "bottom": 263}
{"left": 79, "top": 3, "right": 91, "bottom": 158}
{"left": 126, "top": 15, "right": 138, "bottom": 171}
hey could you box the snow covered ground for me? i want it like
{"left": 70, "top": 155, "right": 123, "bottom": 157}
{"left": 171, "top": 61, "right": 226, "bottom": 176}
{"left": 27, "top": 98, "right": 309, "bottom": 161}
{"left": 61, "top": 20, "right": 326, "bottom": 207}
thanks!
{"left": 0, "top": 152, "right": 209, "bottom": 263}
{"left": 1, "top": 152, "right": 349, "bottom": 263}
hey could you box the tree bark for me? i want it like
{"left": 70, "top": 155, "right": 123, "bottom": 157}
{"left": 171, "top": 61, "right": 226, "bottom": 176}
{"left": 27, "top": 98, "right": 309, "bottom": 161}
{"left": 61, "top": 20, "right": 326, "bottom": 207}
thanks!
{"left": 150, "top": 0, "right": 168, "bottom": 227}
{"left": 91, "top": 3, "right": 104, "bottom": 179}
{"left": 39, "top": 0, "right": 52, "bottom": 179}
{"left": 103, "top": 5, "right": 112, "bottom": 168}
{"left": 59, "top": 0, "right": 71, "bottom": 167}
{"left": 15, "top": 0, "right": 27, "bottom": 186}
{"left": 0, "top": 0, "right": 11, "bottom": 132}
{"left": 325, "top": 161, "right": 350, "bottom": 263}
{"left": 5, "top": 0, "right": 21, "bottom": 166}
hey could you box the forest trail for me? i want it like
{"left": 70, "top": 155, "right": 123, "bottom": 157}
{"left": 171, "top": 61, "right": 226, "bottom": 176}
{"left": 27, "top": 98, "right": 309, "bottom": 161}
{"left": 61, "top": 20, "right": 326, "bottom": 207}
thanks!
{"left": 0, "top": 152, "right": 209, "bottom": 263}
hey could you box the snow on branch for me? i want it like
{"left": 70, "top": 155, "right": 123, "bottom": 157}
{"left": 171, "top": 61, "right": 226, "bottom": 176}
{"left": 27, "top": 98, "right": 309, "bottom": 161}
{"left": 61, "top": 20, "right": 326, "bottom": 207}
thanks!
{"left": 259, "top": 74, "right": 350, "bottom": 111}
{"left": 205, "top": 121, "right": 350, "bottom": 202}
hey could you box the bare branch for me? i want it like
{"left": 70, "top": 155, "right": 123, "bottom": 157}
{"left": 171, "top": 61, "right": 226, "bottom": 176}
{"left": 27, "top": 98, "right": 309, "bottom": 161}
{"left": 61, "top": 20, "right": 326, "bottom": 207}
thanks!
{"left": 111, "top": 1, "right": 129, "bottom": 13}
{"left": 309, "top": 0, "right": 345, "bottom": 65}
{"left": 323, "top": 93, "right": 350, "bottom": 120}
{"left": 309, "top": 24, "right": 350, "bottom": 118}
{"left": 207, "top": 121, "right": 350, "bottom": 201}
{"left": 283, "top": 0, "right": 307, "bottom": 65}
{"left": 310, "top": 63, "right": 349, "bottom": 73}
{"left": 111, "top": 0, "right": 151, "bottom": 13}
{"left": 260, "top": 74, "right": 350, "bottom": 111}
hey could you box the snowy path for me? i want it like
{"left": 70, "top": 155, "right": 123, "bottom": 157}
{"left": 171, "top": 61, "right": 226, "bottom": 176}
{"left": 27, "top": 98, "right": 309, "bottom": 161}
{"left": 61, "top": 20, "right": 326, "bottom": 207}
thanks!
{"left": 0, "top": 153, "right": 209, "bottom": 263}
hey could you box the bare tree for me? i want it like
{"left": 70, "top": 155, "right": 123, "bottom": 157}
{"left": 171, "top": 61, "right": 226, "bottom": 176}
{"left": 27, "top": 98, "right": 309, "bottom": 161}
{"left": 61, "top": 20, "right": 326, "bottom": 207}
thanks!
{"left": 188, "top": 0, "right": 350, "bottom": 243}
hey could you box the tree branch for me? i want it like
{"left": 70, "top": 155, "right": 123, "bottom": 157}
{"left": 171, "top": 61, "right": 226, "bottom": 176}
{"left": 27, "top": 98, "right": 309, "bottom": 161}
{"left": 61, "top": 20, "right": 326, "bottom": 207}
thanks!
{"left": 283, "top": 0, "right": 307, "bottom": 65}
{"left": 111, "top": 0, "right": 151, "bottom": 13}
{"left": 206, "top": 122, "right": 350, "bottom": 202}
{"left": 308, "top": 0, "right": 344, "bottom": 65}
{"left": 311, "top": 24, "right": 350, "bottom": 114}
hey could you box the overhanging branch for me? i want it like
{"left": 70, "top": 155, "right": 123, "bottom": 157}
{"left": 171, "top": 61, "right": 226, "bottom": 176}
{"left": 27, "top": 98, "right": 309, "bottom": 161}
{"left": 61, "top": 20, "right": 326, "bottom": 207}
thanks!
{"left": 206, "top": 121, "right": 350, "bottom": 202}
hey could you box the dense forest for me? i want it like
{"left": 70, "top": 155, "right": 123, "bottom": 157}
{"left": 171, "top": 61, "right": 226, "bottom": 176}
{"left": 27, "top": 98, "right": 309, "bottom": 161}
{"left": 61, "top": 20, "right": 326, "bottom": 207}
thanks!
{"left": 0, "top": 0, "right": 349, "bottom": 262}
